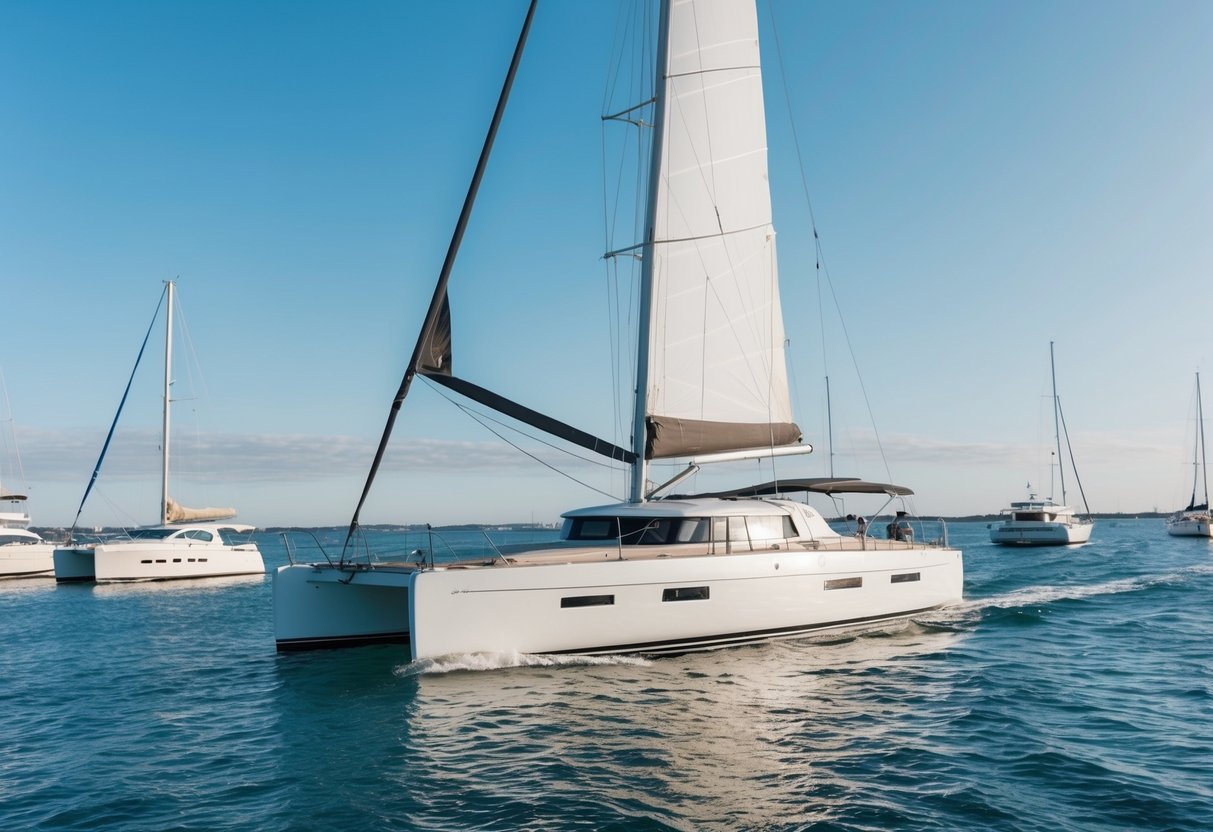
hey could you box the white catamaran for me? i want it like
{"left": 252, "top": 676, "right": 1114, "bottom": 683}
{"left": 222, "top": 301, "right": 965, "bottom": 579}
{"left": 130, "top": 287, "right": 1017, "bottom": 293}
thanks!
{"left": 990, "top": 342, "right": 1094, "bottom": 546}
{"left": 273, "top": 0, "right": 964, "bottom": 658}
{"left": 53, "top": 281, "right": 264, "bottom": 583}
{"left": 1166, "top": 372, "right": 1212, "bottom": 538}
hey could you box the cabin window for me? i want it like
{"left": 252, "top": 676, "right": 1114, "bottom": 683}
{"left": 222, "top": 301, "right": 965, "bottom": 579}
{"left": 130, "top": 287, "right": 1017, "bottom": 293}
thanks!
{"left": 746, "top": 515, "right": 786, "bottom": 545}
{"left": 128, "top": 528, "right": 176, "bottom": 540}
{"left": 825, "top": 577, "right": 862, "bottom": 590}
{"left": 675, "top": 518, "right": 710, "bottom": 543}
{"left": 217, "top": 528, "right": 250, "bottom": 546}
{"left": 891, "top": 572, "right": 921, "bottom": 583}
{"left": 182, "top": 529, "right": 214, "bottom": 542}
{"left": 662, "top": 586, "right": 709, "bottom": 602}
{"left": 564, "top": 516, "right": 709, "bottom": 546}
{"left": 561, "top": 594, "right": 615, "bottom": 608}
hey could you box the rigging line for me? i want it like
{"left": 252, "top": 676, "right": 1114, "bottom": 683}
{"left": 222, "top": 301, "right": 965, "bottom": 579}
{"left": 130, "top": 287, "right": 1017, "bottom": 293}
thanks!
{"left": 420, "top": 377, "right": 624, "bottom": 472}
{"left": 423, "top": 378, "right": 622, "bottom": 501}
{"left": 767, "top": 0, "right": 891, "bottom": 482}
{"left": 1055, "top": 397, "right": 1092, "bottom": 516}
{"left": 604, "top": 220, "right": 772, "bottom": 259}
{"left": 67, "top": 284, "right": 168, "bottom": 542}
{"left": 341, "top": 0, "right": 537, "bottom": 560}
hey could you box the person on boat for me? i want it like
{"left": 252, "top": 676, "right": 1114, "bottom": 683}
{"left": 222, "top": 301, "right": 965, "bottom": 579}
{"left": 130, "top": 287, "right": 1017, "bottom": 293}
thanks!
{"left": 887, "top": 511, "right": 913, "bottom": 541}
{"left": 856, "top": 516, "right": 868, "bottom": 537}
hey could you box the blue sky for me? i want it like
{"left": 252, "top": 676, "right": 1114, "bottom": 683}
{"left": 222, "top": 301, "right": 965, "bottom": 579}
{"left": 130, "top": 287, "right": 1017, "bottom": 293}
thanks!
{"left": 2, "top": 0, "right": 1211, "bottom": 528}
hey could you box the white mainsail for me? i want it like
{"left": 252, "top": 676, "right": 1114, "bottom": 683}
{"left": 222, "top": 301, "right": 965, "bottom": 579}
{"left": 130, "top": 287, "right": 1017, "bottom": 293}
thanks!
{"left": 644, "top": 0, "right": 798, "bottom": 459}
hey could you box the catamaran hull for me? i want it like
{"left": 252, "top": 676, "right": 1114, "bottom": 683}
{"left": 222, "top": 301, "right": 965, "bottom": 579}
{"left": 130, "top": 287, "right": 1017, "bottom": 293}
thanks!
{"left": 0, "top": 544, "right": 56, "bottom": 578}
{"left": 989, "top": 522, "right": 1093, "bottom": 546}
{"left": 53, "top": 546, "right": 96, "bottom": 582}
{"left": 274, "top": 548, "right": 963, "bottom": 659}
{"left": 273, "top": 564, "right": 411, "bottom": 649}
{"left": 54, "top": 544, "right": 263, "bottom": 582}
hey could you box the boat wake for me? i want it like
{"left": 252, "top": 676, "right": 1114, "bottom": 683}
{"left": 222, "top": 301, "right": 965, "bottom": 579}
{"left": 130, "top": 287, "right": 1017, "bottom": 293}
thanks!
{"left": 914, "top": 563, "right": 1213, "bottom": 629}
{"left": 397, "top": 651, "right": 653, "bottom": 676}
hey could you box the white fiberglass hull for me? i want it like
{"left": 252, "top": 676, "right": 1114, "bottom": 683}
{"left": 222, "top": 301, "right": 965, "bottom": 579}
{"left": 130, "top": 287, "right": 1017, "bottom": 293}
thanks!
{"left": 274, "top": 547, "right": 963, "bottom": 659}
{"left": 54, "top": 542, "right": 264, "bottom": 583}
{"left": 0, "top": 543, "right": 56, "bottom": 577}
{"left": 1166, "top": 515, "right": 1213, "bottom": 537}
{"left": 989, "top": 520, "right": 1093, "bottom": 546}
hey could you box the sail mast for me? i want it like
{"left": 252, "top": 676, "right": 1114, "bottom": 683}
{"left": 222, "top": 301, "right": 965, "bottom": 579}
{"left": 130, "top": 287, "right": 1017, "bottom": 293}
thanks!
{"left": 629, "top": 0, "right": 672, "bottom": 503}
{"left": 1050, "top": 341, "right": 1068, "bottom": 505}
{"left": 161, "top": 279, "right": 174, "bottom": 526}
{"left": 1197, "top": 372, "right": 1208, "bottom": 509}
{"left": 342, "top": 0, "right": 538, "bottom": 553}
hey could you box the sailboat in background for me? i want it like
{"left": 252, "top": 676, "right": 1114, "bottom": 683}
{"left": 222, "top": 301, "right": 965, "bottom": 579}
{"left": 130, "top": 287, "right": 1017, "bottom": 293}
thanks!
{"left": 273, "top": 0, "right": 963, "bottom": 657}
{"left": 1166, "top": 372, "right": 1211, "bottom": 537}
{"left": 990, "top": 342, "right": 1094, "bottom": 546}
{"left": 53, "top": 281, "right": 264, "bottom": 583}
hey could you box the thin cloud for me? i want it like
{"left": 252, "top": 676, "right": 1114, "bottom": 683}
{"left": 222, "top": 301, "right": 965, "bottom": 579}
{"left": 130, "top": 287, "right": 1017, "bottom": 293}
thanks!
{"left": 13, "top": 426, "right": 589, "bottom": 484}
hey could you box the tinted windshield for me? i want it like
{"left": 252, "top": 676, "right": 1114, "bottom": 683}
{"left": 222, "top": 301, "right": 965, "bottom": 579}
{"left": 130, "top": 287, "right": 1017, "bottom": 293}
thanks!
{"left": 126, "top": 528, "right": 178, "bottom": 540}
{"left": 564, "top": 516, "right": 710, "bottom": 545}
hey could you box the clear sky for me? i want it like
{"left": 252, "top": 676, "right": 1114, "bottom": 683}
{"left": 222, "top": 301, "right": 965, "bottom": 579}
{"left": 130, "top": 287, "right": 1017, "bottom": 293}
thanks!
{"left": 2, "top": 0, "right": 1211, "bottom": 528}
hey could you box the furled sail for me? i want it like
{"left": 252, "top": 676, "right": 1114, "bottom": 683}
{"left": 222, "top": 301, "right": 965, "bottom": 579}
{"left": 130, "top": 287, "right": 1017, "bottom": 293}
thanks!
{"left": 644, "top": 0, "right": 800, "bottom": 458}
{"left": 165, "top": 498, "right": 236, "bottom": 524}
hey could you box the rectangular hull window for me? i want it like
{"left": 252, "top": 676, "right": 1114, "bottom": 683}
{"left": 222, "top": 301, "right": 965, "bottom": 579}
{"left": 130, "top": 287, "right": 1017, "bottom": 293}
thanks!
{"left": 662, "top": 586, "right": 710, "bottom": 602}
{"left": 891, "top": 572, "right": 921, "bottom": 583}
{"left": 824, "top": 577, "right": 862, "bottom": 590}
{"left": 561, "top": 594, "right": 615, "bottom": 608}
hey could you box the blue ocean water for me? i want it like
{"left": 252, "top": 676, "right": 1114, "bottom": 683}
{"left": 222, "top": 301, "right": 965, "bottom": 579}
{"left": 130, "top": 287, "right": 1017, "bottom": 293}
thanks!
{"left": 1, "top": 520, "right": 1210, "bottom": 831}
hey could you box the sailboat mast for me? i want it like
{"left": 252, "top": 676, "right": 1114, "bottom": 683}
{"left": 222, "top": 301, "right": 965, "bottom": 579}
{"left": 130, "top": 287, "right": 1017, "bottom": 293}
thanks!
{"left": 1050, "top": 340, "right": 1067, "bottom": 505}
{"left": 629, "top": 0, "right": 672, "bottom": 504}
{"left": 1198, "top": 372, "right": 1208, "bottom": 508}
{"left": 161, "top": 279, "right": 174, "bottom": 525}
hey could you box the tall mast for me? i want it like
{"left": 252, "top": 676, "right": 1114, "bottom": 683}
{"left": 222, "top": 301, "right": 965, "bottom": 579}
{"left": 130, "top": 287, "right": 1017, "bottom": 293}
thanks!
{"left": 161, "top": 279, "right": 174, "bottom": 525}
{"left": 1050, "top": 340, "right": 1067, "bottom": 505}
{"left": 629, "top": 0, "right": 672, "bottom": 503}
{"left": 1198, "top": 372, "right": 1208, "bottom": 508}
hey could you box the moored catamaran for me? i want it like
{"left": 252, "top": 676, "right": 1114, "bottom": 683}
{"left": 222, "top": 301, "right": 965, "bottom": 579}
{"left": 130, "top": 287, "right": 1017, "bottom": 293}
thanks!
{"left": 273, "top": 0, "right": 964, "bottom": 658}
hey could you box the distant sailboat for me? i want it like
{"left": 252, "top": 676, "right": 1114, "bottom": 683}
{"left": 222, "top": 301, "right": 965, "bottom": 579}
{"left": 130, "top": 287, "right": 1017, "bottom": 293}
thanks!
{"left": 990, "top": 342, "right": 1094, "bottom": 546}
{"left": 53, "top": 281, "right": 264, "bottom": 583}
{"left": 272, "top": 0, "right": 963, "bottom": 657}
{"left": 1166, "top": 372, "right": 1211, "bottom": 538}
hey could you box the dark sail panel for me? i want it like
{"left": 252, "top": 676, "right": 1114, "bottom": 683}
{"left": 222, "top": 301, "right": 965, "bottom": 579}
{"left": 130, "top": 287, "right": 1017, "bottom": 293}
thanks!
{"left": 646, "top": 416, "right": 801, "bottom": 460}
{"left": 417, "top": 295, "right": 452, "bottom": 376}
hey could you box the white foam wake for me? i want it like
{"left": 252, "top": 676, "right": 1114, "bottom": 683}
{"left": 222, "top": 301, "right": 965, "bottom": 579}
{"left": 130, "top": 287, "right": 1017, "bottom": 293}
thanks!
{"left": 396, "top": 650, "right": 653, "bottom": 676}
{"left": 915, "top": 563, "right": 1213, "bottom": 628}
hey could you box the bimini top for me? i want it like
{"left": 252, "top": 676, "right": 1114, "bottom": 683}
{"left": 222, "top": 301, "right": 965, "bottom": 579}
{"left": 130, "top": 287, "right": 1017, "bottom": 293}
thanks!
{"left": 681, "top": 478, "right": 914, "bottom": 499}
{"left": 564, "top": 498, "right": 800, "bottom": 520}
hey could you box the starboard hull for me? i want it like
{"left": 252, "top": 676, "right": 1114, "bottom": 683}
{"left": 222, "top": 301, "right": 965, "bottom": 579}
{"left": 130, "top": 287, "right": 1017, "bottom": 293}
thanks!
{"left": 274, "top": 547, "right": 963, "bottom": 659}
